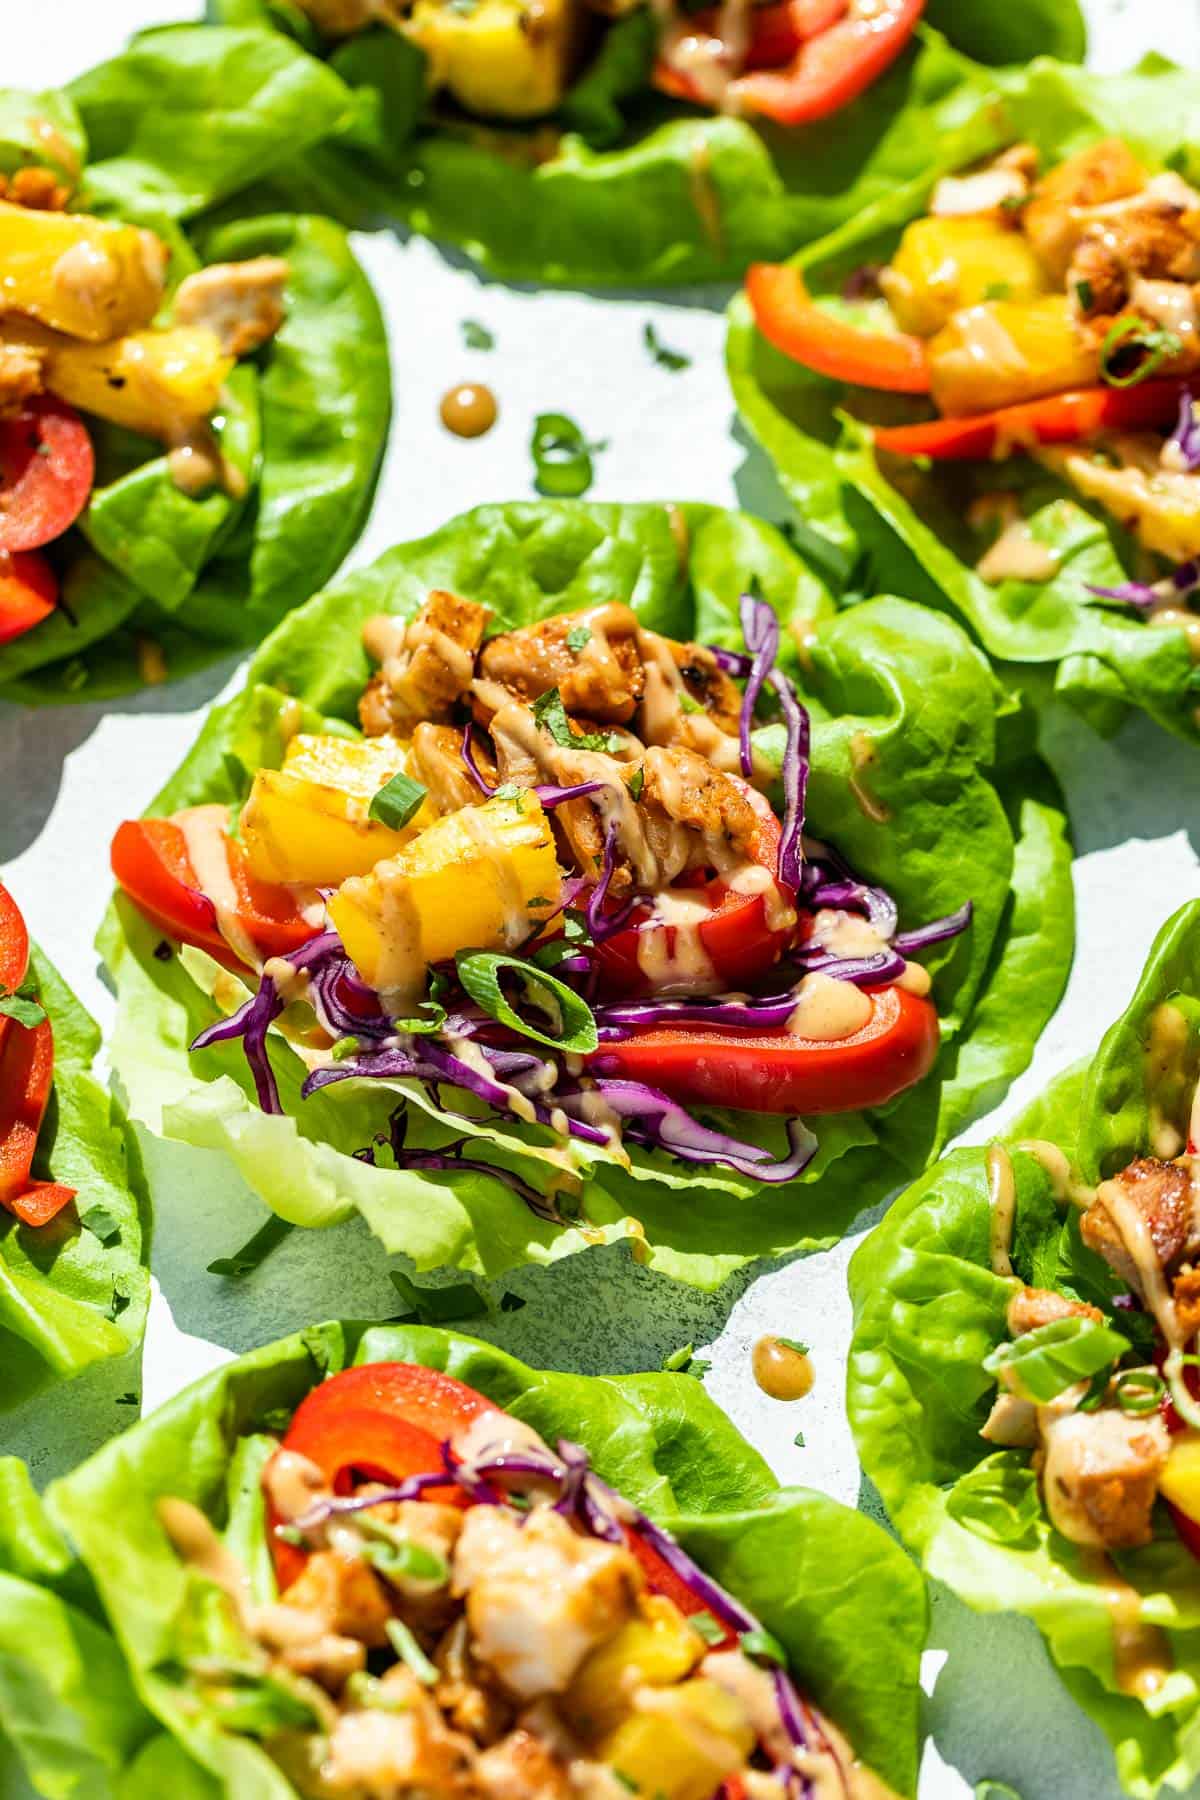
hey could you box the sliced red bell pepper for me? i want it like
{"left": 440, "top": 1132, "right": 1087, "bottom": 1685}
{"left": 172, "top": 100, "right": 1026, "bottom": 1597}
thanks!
{"left": 590, "top": 983, "right": 939, "bottom": 1114}
{"left": 269, "top": 1362, "right": 505, "bottom": 1589}
{"left": 873, "top": 379, "right": 1196, "bottom": 461}
{"left": 591, "top": 791, "right": 793, "bottom": 997}
{"left": 656, "top": 0, "right": 921, "bottom": 126}
{"left": 746, "top": 262, "right": 930, "bottom": 393}
{"left": 0, "top": 549, "right": 58, "bottom": 647}
{"left": 732, "top": 0, "right": 924, "bottom": 124}
{"left": 111, "top": 808, "right": 319, "bottom": 971}
{"left": 0, "top": 396, "right": 94, "bottom": 554}
{"left": 0, "top": 883, "right": 75, "bottom": 1228}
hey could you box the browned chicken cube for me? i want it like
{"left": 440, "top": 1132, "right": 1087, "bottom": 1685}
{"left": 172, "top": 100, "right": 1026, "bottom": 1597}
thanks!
{"left": 281, "top": 1549, "right": 395, "bottom": 1649}
{"left": 1024, "top": 137, "right": 1148, "bottom": 279}
{"left": 476, "top": 603, "right": 645, "bottom": 726}
{"left": 360, "top": 590, "right": 489, "bottom": 737}
{"left": 1038, "top": 1405, "right": 1168, "bottom": 1548}
{"left": 410, "top": 722, "right": 493, "bottom": 814}
{"left": 1080, "top": 1157, "right": 1199, "bottom": 1295}
{"left": 475, "top": 1727, "right": 573, "bottom": 1800}
{"left": 1006, "top": 1285, "right": 1103, "bottom": 1336}
{"left": 173, "top": 257, "right": 289, "bottom": 357}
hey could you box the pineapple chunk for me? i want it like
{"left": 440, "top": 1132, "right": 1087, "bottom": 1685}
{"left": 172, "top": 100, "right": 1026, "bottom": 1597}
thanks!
{"left": 1023, "top": 138, "right": 1148, "bottom": 282}
{"left": 1158, "top": 1436, "right": 1200, "bottom": 1525}
{"left": 599, "top": 1678, "right": 754, "bottom": 1800}
{"left": 563, "top": 1596, "right": 704, "bottom": 1743}
{"left": 927, "top": 293, "right": 1099, "bottom": 417}
{"left": 1, "top": 318, "right": 234, "bottom": 440}
{"left": 328, "top": 790, "right": 561, "bottom": 998}
{"left": 0, "top": 200, "right": 166, "bottom": 341}
{"left": 240, "top": 733, "right": 432, "bottom": 886}
{"left": 404, "top": 0, "right": 578, "bottom": 121}
{"left": 880, "top": 217, "right": 1047, "bottom": 338}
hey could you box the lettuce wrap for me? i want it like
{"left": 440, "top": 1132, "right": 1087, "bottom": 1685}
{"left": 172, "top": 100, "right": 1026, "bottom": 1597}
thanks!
{"left": 0, "top": 1321, "right": 928, "bottom": 1799}
{"left": 728, "top": 55, "right": 1200, "bottom": 746}
{"left": 98, "top": 499, "right": 1073, "bottom": 1290}
{"left": 0, "top": 28, "right": 389, "bottom": 705}
{"left": 203, "top": 0, "right": 1082, "bottom": 287}
{"left": 0, "top": 943, "right": 149, "bottom": 1414}
{"left": 848, "top": 900, "right": 1200, "bottom": 1798}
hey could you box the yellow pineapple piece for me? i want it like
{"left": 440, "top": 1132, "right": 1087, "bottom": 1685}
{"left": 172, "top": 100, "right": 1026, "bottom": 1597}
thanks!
{"left": 563, "top": 1595, "right": 704, "bottom": 1743}
{"left": 404, "top": 0, "right": 578, "bottom": 121}
{"left": 1156, "top": 1436, "right": 1200, "bottom": 1525}
{"left": 0, "top": 200, "right": 166, "bottom": 341}
{"left": 927, "top": 293, "right": 1100, "bottom": 416}
{"left": 880, "top": 217, "right": 1048, "bottom": 338}
{"left": 600, "top": 1678, "right": 755, "bottom": 1800}
{"left": 240, "top": 733, "right": 433, "bottom": 886}
{"left": 328, "top": 790, "right": 561, "bottom": 998}
{"left": 2, "top": 318, "right": 234, "bottom": 440}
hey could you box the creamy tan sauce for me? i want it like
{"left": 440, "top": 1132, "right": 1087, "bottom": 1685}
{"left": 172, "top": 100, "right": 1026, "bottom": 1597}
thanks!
{"left": 976, "top": 519, "right": 1062, "bottom": 586}
{"left": 167, "top": 421, "right": 247, "bottom": 500}
{"left": 787, "top": 972, "right": 872, "bottom": 1042}
{"left": 175, "top": 803, "right": 262, "bottom": 972}
{"left": 1096, "top": 1173, "right": 1181, "bottom": 1345}
{"left": 1016, "top": 1138, "right": 1095, "bottom": 1210}
{"left": 752, "top": 1334, "right": 814, "bottom": 1401}
{"left": 136, "top": 634, "right": 167, "bottom": 687}
{"left": 158, "top": 1497, "right": 252, "bottom": 1616}
{"left": 895, "top": 958, "right": 932, "bottom": 997}
{"left": 986, "top": 1144, "right": 1017, "bottom": 1278}
{"left": 1078, "top": 1550, "right": 1173, "bottom": 1699}
{"left": 439, "top": 382, "right": 497, "bottom": 438}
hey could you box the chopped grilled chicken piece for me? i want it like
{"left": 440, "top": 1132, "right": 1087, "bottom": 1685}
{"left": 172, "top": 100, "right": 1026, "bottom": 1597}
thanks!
{"left": 0, "top": 167, "right": 70, "bottom": 211}
{"left": 1080, "top": 1156, "right": 1200, "bottom": 1295}
{"left": 1044, "top": 435, "right": 1200, "bottom": 563}
{"left": 172, "top": 258, "right": 289, "bottom": 357}
{"left": 638, "top": 636, "right": 745, "bottom": 774}
{"left": 1068, "top": 191, "right": 1200, "bottom": 342}
{"left": 1038, "top": 1402, "right": 1168, "bottom": 1548}
{"left": 360, "top": 591, "right": 490, "bottom": 737}
{"left": 280, "top": 1550, "right": 395, "bottom": 1650}
{"left": 476, "top": 604, "right": 645, "bottom": 726}
{"left": 980, "top": 1390, "right": 1038, "bottom": 1448}
{"left": 1023, "top": 138, "right": 1149, "bottom": 280}
{"left": 410, "top": 722, "right": 493, "bottom": 813}
{"left": 1007, "top": 1285, "right": 1104, "bottom": 1336}
{"left": 640, "top": 744, "right": 759, "bottom": 863}
{"left": 453, "top": 1505, "right": 641, "bottom": 1700}
{"left": 0, "top": 341, "right": 44, "bottom": 413}
{"left": 475, "top": 1727, "right": 573, "bottom": 1800}
{"left": 321, "top": 1668, "right": 476, "bottom": 1796}
{"left": 434, "top": 1616, "right": 515, "bottom": 1745}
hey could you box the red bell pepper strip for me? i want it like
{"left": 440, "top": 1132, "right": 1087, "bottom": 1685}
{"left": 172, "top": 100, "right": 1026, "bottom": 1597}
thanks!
{"left": 656, "top": 0, "right": 922, "bottom": 126}
{"left": 0, "top": 883, "right": 75, "bottom": 1227}
{"left": 111, "top": 809, "right": 319, "bottom": 971}
{"left": 873, "top": 378, "right": 1198, "bottom": 460}
{"left": 0, "top": 549, "right": 58, "bottom": 647}
{"left": 0, "top": 396, "right": 94, "bottom": 554}
{"left": 590, "top": 983, "right": 939, "bottom": 1114}
{"left": 746, "top": 263, "right": 930, "bottom": 393}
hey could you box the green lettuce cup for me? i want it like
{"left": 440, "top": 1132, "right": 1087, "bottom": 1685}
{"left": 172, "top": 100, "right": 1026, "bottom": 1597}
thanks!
{"left": 99, "top": 498, "right": 1072, "bottom": 1291}
{"left": 728, "top": 55, "right": 1200, "bottom": 746}
{"left": 0, "top": 938, "right": 148, "bottom": 1413}
{"left": 1, "top": 1322, "right": 929, "bottom": 1799}
{"left": 848, "top": 900, "right": 1200, "bottom": 1798}
{"left": 204, "top": 0, "right": 1083, "bottom": 287}
{"left": 0, "top": 28, "right": 389, "bottom": 705}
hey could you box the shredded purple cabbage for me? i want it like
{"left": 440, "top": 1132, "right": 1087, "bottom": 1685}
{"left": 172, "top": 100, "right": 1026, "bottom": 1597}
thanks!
{"left": 737, "top": 590, "right": 780, "bottom": 778}
{"left": 570, "top": 1078, "right": 818, "bottom": 1183}
{"left": 351, "top": 1104, "right": 568, "bottom": 1224}
{"left": 1087, "top": 556, "right": 1200, "bottom": 610}
{"left": 461, "top": 723, "right": 606, "bottom": 811}
{"left": 730, "top": 593, "right": 810, "bottom": 891}
{"left": 585, "top": 819, "right": 639, "bottom": 943}
{"left": 893, "top": 901, "right": 973, "bottom": 956}
{"left": 1169, "top": 391, "right": 1200, "bottom": 473}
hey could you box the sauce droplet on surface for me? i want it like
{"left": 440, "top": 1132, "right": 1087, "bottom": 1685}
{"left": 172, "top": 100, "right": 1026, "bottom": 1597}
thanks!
{"left": 752, "top": 1334, "right": 813, "bottom": 1401}
{"left": 440, "top": 383, "right": 497, "bottom": 438}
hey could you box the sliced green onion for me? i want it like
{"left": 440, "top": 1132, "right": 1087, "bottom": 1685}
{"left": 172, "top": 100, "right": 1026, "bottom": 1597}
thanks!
{"left": 1114, "top": 1369, "right": 1165, "bottom": 1416}
{"left": 456, "top": 950, "right": 598, "bottom": 1053}
{"left": 983, "top": 1315, "right": 1130, "bottom": 1404}
{"left": 738, "top": 1627, "right": 787, "bottom": 1668}
{"left": 531, "top": 412, "right": 602, "bottom": 498}
{"left": 384, "top": 1618, "right": 438, "bottom": 1687}
{"left": 689, "top": 1611, "right": 726, "bottom": 1645}
{"left": 369, "top": 770, "right": 427, "bottom": 830}
{"left": 1099, "top": 316, "right": 1182, "bottom": 388}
